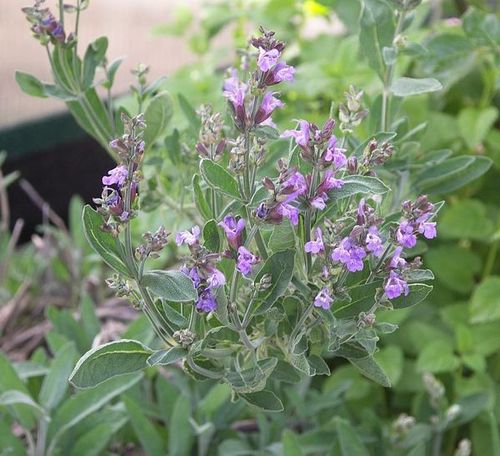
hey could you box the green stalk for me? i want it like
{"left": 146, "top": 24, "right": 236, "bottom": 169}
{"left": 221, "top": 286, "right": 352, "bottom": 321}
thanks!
{"left": 381, "top": 9, "right": 407, "bottom": 132}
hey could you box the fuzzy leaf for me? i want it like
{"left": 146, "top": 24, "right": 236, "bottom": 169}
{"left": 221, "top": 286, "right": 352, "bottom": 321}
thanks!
{"left": 142, "top": 270, "right": 198, "bottom": 302}
{"left": 82, "top": 205, "right": 129, "bottom": 276}
{"left": 390, "top": 77, "right": 442, "bottom": 97}
{"left": 200, "top": 159, "right": 242, "bottom": 200}
{"left": 240, "top": 390, "right": 284, "bottom": 412}
{"left": 147, "top": 347, "right": 187, "bottom": 366}
{"left": 69, "top": 340, "right": 152, "bottom": 389}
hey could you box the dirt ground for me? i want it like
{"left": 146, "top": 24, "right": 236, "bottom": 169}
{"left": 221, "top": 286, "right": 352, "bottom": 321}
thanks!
{"left": 0, "top": 0, "right": 202, "bottom": 129}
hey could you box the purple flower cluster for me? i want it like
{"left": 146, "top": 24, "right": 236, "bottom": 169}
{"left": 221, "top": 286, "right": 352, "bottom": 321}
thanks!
{"left": 176, "top": 226, "right": 201, "bottom": 247}
{"left": 331, "top": 237, "right": 367, "bottom": 272}
{"left": 384, "top": 247, "right": 410, "bottom": 299}
{"left": 223, "top": 29, "right": 294, "bottom": 131}
{"left": 257, "top": 169, "right": 307, "bottom": 226}
{"left": 218, "top": 215, "right": 245, "bottom": 250}
{"left": 176, "top": 224, "right": 227, "bottom": 313}
{"left": 383, "top": 196, "right": 437, "bottom": 300}
{"left": 396, "top": 196, "right": 437, "bottom": 248}
{"left": 95, "top": 164, "right": 135, "bottom": 222}
{"left": 281, "top": 118, "right": 347, "bottom": 211}
{"left": 236, "top": 247, "right": 260, "bottom": 276}
{"left": 314, "top": 288, "right": 333, "bottom": 310}
{"left": 330, "top": 200, "right": 384, "bottom": 272}
{"left": 305, "top": 227, "right": 325, "bottom": 254}
{"left": 23, "top": 5, "right": 66, "bottom": 45}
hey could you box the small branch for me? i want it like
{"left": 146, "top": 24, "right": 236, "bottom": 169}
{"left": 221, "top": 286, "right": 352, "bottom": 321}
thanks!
{"left": 19, "top": 179, "right": 68, "bottom": 235}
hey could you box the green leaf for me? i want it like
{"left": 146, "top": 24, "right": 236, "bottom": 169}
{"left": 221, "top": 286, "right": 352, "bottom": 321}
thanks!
{"left": 470, "top": 277, "right": 500, "bottom": 324}
{"left": 192, "top": 174, "right": 213, "bottom": 221}
{"left": 463, "top": 8, "right": 500, "bottom": 48}
{"left": 225, "top": 358, "right": 278, "bottom": 393}
{"left": 142, "top": 270, "right": 198, "bottom": 302}
{"left": 47, "top": 373, "right": 142, "bottom": 454}
{"left": 162, "top": 301, "right": 188, "bottom": 327}
{"left": 334, "top": 281, "right": 381, "bottom": 319}
{"left": 440, "top": 199, "right": 494, "bottom": 241}
{"left": 203, "top": 219, "right": 220, "bottom": 252}
{"left": 270, "top": 360, "right": 301, "bottom": 384}
{"left": 331, "top": 175, "right": 390, "bottom": 199}
{"left": 348, "top": 355, "right": 391, "bottom": 387}
{"left": 82, "top": 37, "right": 108, "bottom": 89}
{"left": 269, "top": 219, "right": 296, "bottom": 252}
{"left": 178, "top": 93, "right": 201, "bottom": 133}
{"left": 335, "top": 418, "right": 370, "bottom": 456}
{"left": 69, "top": 340, "right": 152, "bottom": 389}
{"left": 39, "top": 342, "right": 78, "bottom": 410}
{"left": 416, "top": 340, "right": 460, "bottom": 373}
{"left": 123, "top": 395, "right": 166, "bottom": 455}
{"left": 359, "top": 0, "right": 395, "bottom": 80}
{"left": 169, "top": 395, "right": 194, "bottom": 456}
{"left": 375, "top": 345, "right": 404, "bottom": 385}
{"left": 240, "top": 390, "right": 284, "bottom": 412}
{"left": 391, "top": 284, "right": 433, "bottom": 309}
{"left": 15, "top": 71, "right": 47, "bottom": 98}
{"left": 458, "top": 107, "right": 498, "bottom": 149}
{"left": 253, "top": 250, "right": 295, "bottom": 314}
{"left": 71, "top": 422, "right": 116, "bottom": 456}
{"left": 390, "top": 77, "right": 442, "bottom": 97}
{"left": 425, "top": 245, "right": 482, "bottom": 294}
{"left": 0, "top": 390, "right": 47, "bottom": 418}
{"left": 415, "top": 156, "right": 492, "bottom": 194}
{"left": 82, "top": 205, "right": 129, "bottom": 276}
{"left": 197, "top": 383, "right": 231, "bottom": 417}
{"left": 0, "top": 352, "right": 36, "bottom": 428}
{"left": 282, "top": 430, "right": 304, "bottom": 456}
{"left": 147, "top": 346, "right": 187, "bottom": 366}
{"left": 144, "top": 93, "right": 174, "bottom": 151}
{"left": 200, "top": 159, "right": 242, "bottom": 200}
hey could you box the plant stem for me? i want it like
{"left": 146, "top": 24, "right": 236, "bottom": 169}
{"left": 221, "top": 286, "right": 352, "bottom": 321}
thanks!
{"left": 483, "top": 239, "right": 498, "bottom": 279}
{"left": 289, "top": 302, "right": 314, "bottom": 350}
{"left": 381, "top": 9, "right": 407, "bottom": 132}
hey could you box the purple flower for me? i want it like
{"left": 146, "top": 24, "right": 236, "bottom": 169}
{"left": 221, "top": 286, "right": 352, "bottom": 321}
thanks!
{"left": 280, "top": 171, "right": 308, "bottom": 203}
{"left": 255, "top": 92, "right": 284, "bottom": 125}
{"left": 176, "top": 226, "right": 201, "bottom": 246}
{"left": 365, "top": 226, "right": 384, "bottom": 257}
{"left": 219, "top": 215, "right": 246, "bottom": 250}
{"left": 182, "top": 266, "right": 201, "bottom": 288}
{"left": 258, "top": 48, "right": 280, "bottom": 72}
{"left": 305, "top": 227, "right": 325, "bottom": 254}
{"left": 102, "top": 165, "right": 128, "bottom": 187}
{"left": 236, "top": 246, "right": 259, "bottom": 276}
{"left": 277, "top": 203, "right": 300, "bottom": 225}
{"left": 196, "top": 289, "right": 218, "bottom": 312}
{"left": 331, "top": 237, "right": 366, "bottom": 272}
{"left": 396, "top": 220, "right": 417, "bottom": 248}
{"left": 418, "top": 221, "right": 437, "bottom": 239}
{"left": 206, "top": 267, "right": 226, "bottom": 288}
{"left": 282, "top": 121, "right": 310, "bottom": 149}
{"left": 223, "top": 69, "right": 240, "bottom": 92}
{"left": 316, "top": 170, "right": 344, "bottom": 194}
{"left": 256, "top": 203, "right": 268, "bottom": 219}
{"left": 389, "top": 246, "right": 407, "bottom": 269}
{"left": 384, "top": 271, "right": 409, "bottom": 299}
{"left": 263, "top": 62, "right": 295, "bottom": 86}
{"left": 223, "top": 73, "right": 247, "bottom": 128}
{"left": 323, "top": 136, "right": 347, "bottom": 169}
{"left": 314, "top": 288, "right": 333, "bottom": 310}
{"left": 311, "top": 194, "right": 327, "bottom": 210}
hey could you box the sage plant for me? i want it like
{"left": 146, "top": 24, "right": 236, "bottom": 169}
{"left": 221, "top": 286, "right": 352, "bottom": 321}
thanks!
{"left": 72, "top": 28, "right": 439, "bottom": 410}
